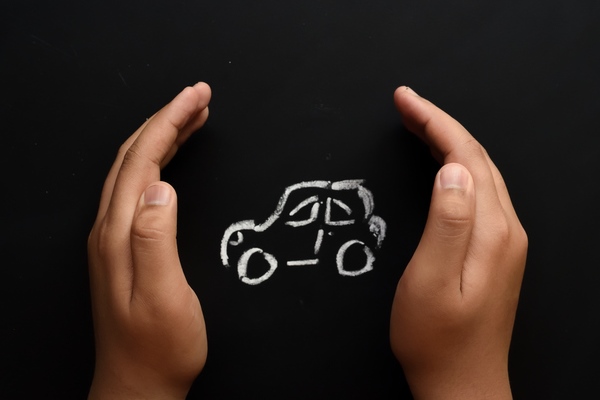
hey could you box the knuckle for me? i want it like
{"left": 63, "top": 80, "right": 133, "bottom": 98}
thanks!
{"left": 484, "top": 214, "right": 529, "bottom": 258}
{"left": 94, "top": 220, "right": 116, "bottom": 260}
{"left": 513, "top": 224, "right": 529, "bottom": 256}
{"left": 462, "top": 137, "right": 485, "bottom": 157}
{"left": 520, "top": 226, "right": 529, "bottom": 248}
{"left": 131, "top": 211, "right": 169, "bottom": 243}
{"left": 445, "top": 137, "right": 486, "bottom": 165}
{"left": 495, "top": 216, "right": 512, "bottom": 243}
{"left": 87, "top": 227, "right": 97, "bottom": 252}
{"left": 120, "top": 143, "right": 143, "bottom": 170}
{"left": 434, "top": 200, "right": 473, "bottom": 237}
{"left": 117, "top": 140, "right": 130, "bottom": 158}
{"left": 121, "top": 137, "right": 167, "bottom": 169}
{"left": 487, "top": 216, "right": 512, "bottom": 252}
{"left": 88, "top": 219, "right": 118, "bottom": 264}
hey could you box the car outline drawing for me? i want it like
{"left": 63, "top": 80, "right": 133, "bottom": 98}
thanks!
{"left": 220, "top": 180, "right": 387, "bottom": 285}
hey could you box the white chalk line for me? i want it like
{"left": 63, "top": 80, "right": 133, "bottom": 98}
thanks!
{"left": 220, "top": 179, "right": 386, "bottom": 284}
{"left": 237, "top": 248, "right": 278, "bottom": 285}
{"left": 336, "top": 240, "right": 375, "bottom": 277}
{"left": 287, "top": 259, "right": 320, "bottom": 266}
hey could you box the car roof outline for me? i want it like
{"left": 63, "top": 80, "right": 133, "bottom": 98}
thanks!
{"left": 254, "top": 180, "right": 375, "bottom": 232}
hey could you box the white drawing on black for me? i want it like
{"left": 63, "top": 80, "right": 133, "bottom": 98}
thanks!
{"left": 220, "top": 180, "right": 387, "bottom": 285}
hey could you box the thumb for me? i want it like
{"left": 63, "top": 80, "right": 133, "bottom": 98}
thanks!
{"left": 131, "top": 182, "right": 185, "bottom": 293}
{"left": 407, "top": 163, "right": 475, "bottom": 289}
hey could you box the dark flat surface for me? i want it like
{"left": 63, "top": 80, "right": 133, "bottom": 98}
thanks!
{"left": 2, "top": 0, "right": 600, "bottom": 398}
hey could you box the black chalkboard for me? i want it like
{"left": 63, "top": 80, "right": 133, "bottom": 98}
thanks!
{"left": 2, "top": 0, "right": 600, "bottom": 398}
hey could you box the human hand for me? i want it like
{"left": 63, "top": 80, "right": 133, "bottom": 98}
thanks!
{"left": 390, "top": 87, "right": 527, "bottom": 399}
{"left": 87, "top": 83, "right": 211, "bottom": 400}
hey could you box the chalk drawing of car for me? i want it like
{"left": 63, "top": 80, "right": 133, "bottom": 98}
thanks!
{"left": 220, "top": 180, "right": 387, "bottom": 285}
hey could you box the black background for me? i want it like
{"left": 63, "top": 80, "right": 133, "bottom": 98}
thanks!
{"left": 2, "top": 0, "right": 600, "bottom": 398}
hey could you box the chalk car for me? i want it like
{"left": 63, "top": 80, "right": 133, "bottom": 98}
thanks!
{"left": 220, "top": 180, "right": 387, "bottom": 285}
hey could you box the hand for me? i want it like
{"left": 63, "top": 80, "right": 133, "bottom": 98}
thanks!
{"left": 390, "top": 87, "right": 528, "bottom": 399}
{"left": 87, "top": 83, "right": 212, "bottom": 399}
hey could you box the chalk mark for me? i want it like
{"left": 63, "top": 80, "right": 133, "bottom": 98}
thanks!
{"left": 220, "top": 180, "right": 387, "bottom": 285}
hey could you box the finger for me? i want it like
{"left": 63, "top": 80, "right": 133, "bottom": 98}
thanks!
{"left": 394, "top": 87, "right": 471, "bottom": 158}
{"left": 130, "top": 182, "right": 186, "bottom": 294}
{"left": 96, "top": 105, "right": 210, "bottom": 222}
{"left": 394, "top": 86, "right": 503, "bottom": 223}
{"left": 483, "top": 150, "right": 521, "bottom": 225}
{"left": 405, "top": 163, "right": 476, "bottom": 291}
{"left": 103, "top": 82, "right": 210, "bottom": 230}
{"left": 95, "top": 118, "right": 151, "bottom": 223}
{"left": 162, "top": 106, "right": 210, "bottom": 167}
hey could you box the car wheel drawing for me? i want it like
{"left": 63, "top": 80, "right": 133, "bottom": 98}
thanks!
{"left": 237, "top": 248, "right": 278, "bottom": 285}
{"left": 336, "top": 240, "right": 375, "bottom": 277}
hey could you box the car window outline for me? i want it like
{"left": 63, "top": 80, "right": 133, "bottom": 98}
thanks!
{"left": 325, "top": 197, "right": 355, "bottom": 226}
{"left": 285, "top": 195, "right": 320, "bottom": 227}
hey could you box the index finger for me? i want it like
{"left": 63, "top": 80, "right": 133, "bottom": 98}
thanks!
{"left": 103, "top": 82, "right": 211, "bottom": 231}
{"left": 394, "top": 87, "right": 505, "bottom": 217}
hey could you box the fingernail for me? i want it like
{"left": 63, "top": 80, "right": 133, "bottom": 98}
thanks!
{"left": 144, "top": 184, "right": 171, "bottom": 206}
{"left": 440, "top": 164, "right": 468, "bottom": 190}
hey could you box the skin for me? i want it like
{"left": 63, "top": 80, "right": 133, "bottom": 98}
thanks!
{"left": 390, "top": 87, "right": 528, "bottom": 399}
{"left": 87, "top": 82, "right": 212, "bottom": 399}
{"left": 87, "top": 84, "right": 527, "bottom": 399}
